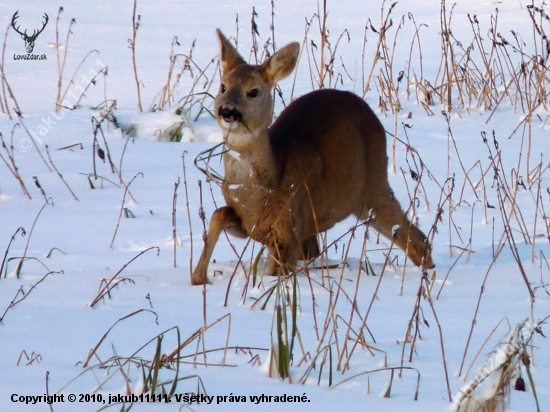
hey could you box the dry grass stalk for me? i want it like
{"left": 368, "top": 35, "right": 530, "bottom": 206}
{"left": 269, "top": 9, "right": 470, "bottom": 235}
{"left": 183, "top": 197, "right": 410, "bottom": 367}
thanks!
{"left": 89, "top": 247, "right": 159, "bottom": 308}
{"left": 54, "top": 8, "right": 101, "bottom": 112}
{"left": 45, "top": 145, "right": 79, "bottom": 201}
{"left": 172, "top": 177, "right": 180, "bottom": 268}
{"left": 0, "top": 271, "right": 61, "bottom": 324}
{"left": 129, "top": 0, "right": 143, "bottom": 112}
{"left": 0, "top": 129, "right": 32, "bottom": 199}
{"left": 109, "top": 172, "right": 143, "bottom": 248}
{"left": 156, "top": 37, "right": 190, "bottom": 110}
{"left": 181, "top": 152, "right": 194, "bottom": 278}
{"left": 82, "top": 309, "right": 159, "bottom": 368}
{"left": 17, "top": 350, "right": 42, "bottom": 366}
{"left": 330, "top": 366, "right": 420, "bottom": 401}
{"left": 17, "top": 119, "right": 52, "bottom": 172}
{"left": 13, "top": 199, "right": 50, "bottom": 278}
{"left": 0, "top": 24, "right": 10, "bottom": 117}
{"left": 70, "top": 313, "right": 243, "bottom": 398}
{"left": 0, "top": 227, "right": 26, "bottom": 278}
{"left": 453, "top": 318, "right": 544, "bottom": 412}
{"left": 361, "top": 1, "right": 398, "bottom": 99}
{"left": 1, "top": 24, "right": 24, "bottom": 119}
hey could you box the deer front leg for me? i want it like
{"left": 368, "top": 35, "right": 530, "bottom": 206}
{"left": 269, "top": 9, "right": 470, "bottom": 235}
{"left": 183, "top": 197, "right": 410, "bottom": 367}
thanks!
{"left": 191, "top": 206, "right": 247, "bottom": 285}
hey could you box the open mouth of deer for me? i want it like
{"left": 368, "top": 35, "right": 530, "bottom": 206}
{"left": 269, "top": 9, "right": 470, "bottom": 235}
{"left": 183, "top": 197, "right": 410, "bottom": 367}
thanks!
{"left": 218, "top": 107, "right": 242, "bottom": 131}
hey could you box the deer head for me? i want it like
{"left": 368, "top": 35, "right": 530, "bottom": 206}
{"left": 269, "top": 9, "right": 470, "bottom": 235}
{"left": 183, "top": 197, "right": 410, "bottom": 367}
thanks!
{"left": 11, "top": 11, "right": 49, "bottom": 54}
{"left": 215, "top": 29, "right": 299, "bottom": 150}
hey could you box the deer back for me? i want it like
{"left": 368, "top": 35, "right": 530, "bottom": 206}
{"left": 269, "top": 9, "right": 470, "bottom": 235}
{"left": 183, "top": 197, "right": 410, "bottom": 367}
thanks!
{"left": 267, "top": 88, "right": 389, "bottom": 234}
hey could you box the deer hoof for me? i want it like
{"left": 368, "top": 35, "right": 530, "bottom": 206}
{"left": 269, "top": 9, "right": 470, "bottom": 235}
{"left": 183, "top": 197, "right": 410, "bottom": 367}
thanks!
{"left": 191, "top": 271, "right": 209, "bottom": 286}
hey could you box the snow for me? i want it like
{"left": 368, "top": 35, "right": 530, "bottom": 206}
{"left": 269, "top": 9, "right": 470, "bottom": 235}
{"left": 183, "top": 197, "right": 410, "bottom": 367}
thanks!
{"left": 1, "top": 0, "right": 549, "bottom": 411}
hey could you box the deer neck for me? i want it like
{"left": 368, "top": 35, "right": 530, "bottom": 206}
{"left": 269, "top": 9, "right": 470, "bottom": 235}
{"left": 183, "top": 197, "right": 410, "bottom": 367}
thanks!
{"left": 223, "top": 129, "right": 277, "bottom": 189}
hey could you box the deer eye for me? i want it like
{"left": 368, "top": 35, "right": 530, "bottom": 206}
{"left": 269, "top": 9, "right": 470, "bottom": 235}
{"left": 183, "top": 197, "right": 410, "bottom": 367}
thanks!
{"left": 220, "top": 84, "right": 227, "bottom": 94}
{"left": 247, "top": 89, "right": 259, "bottom": 98}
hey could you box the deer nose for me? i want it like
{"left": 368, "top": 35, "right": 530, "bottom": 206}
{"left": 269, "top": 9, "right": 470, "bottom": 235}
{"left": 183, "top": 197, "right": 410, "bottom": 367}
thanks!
{"left": 218, "top": 106, "right": 242, "bottom": 123}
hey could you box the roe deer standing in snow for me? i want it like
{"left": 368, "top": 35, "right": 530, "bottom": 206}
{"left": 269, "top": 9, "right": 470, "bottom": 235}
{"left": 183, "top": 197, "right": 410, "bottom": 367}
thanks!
{"left": 191, "top": 30, "right": 434, "bottom": 285}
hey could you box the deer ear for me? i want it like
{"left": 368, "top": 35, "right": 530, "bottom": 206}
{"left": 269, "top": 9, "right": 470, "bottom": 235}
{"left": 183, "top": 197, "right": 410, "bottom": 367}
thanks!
{"left": 260, "top": 42, "right": 300, "bottom": 86}
{"left": 216, "top": 29, "right": 246, "bottom": 72}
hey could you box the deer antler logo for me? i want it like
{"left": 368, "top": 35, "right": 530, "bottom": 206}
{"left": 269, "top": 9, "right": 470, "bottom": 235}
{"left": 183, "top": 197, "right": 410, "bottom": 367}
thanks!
{"left": 11, "top": 11, "right": 49, "bottom": 54}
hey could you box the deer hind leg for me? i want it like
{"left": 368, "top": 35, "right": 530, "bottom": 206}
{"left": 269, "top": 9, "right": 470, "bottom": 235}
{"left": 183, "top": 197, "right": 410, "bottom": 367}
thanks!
{"left": 357, "top": 191, "right": 434, "bottom": 269}
{"left": 301, "top": 235, "right": 320, "bottom": 261}
{"left": 263, "top": 236, "right": 319, "bottom": 277}
{"left": 264, "top": 235, "right": 304, "bottom": 277}
{"left": 191, "top": 206, "right": 247, "bottom": 285}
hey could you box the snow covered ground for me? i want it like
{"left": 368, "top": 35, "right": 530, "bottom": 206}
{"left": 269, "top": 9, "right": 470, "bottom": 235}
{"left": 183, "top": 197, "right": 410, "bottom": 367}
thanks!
{"left": 0, "top": 0, "right": 549, "bottom": 411}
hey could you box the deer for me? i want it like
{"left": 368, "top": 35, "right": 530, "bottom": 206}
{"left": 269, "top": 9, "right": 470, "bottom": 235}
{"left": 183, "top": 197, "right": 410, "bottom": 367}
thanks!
{"left": 11, "top": 11, "right": 49, "bottom": 54}
{"left": 190, "top": 29, "right": 434, "bottom": 285}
